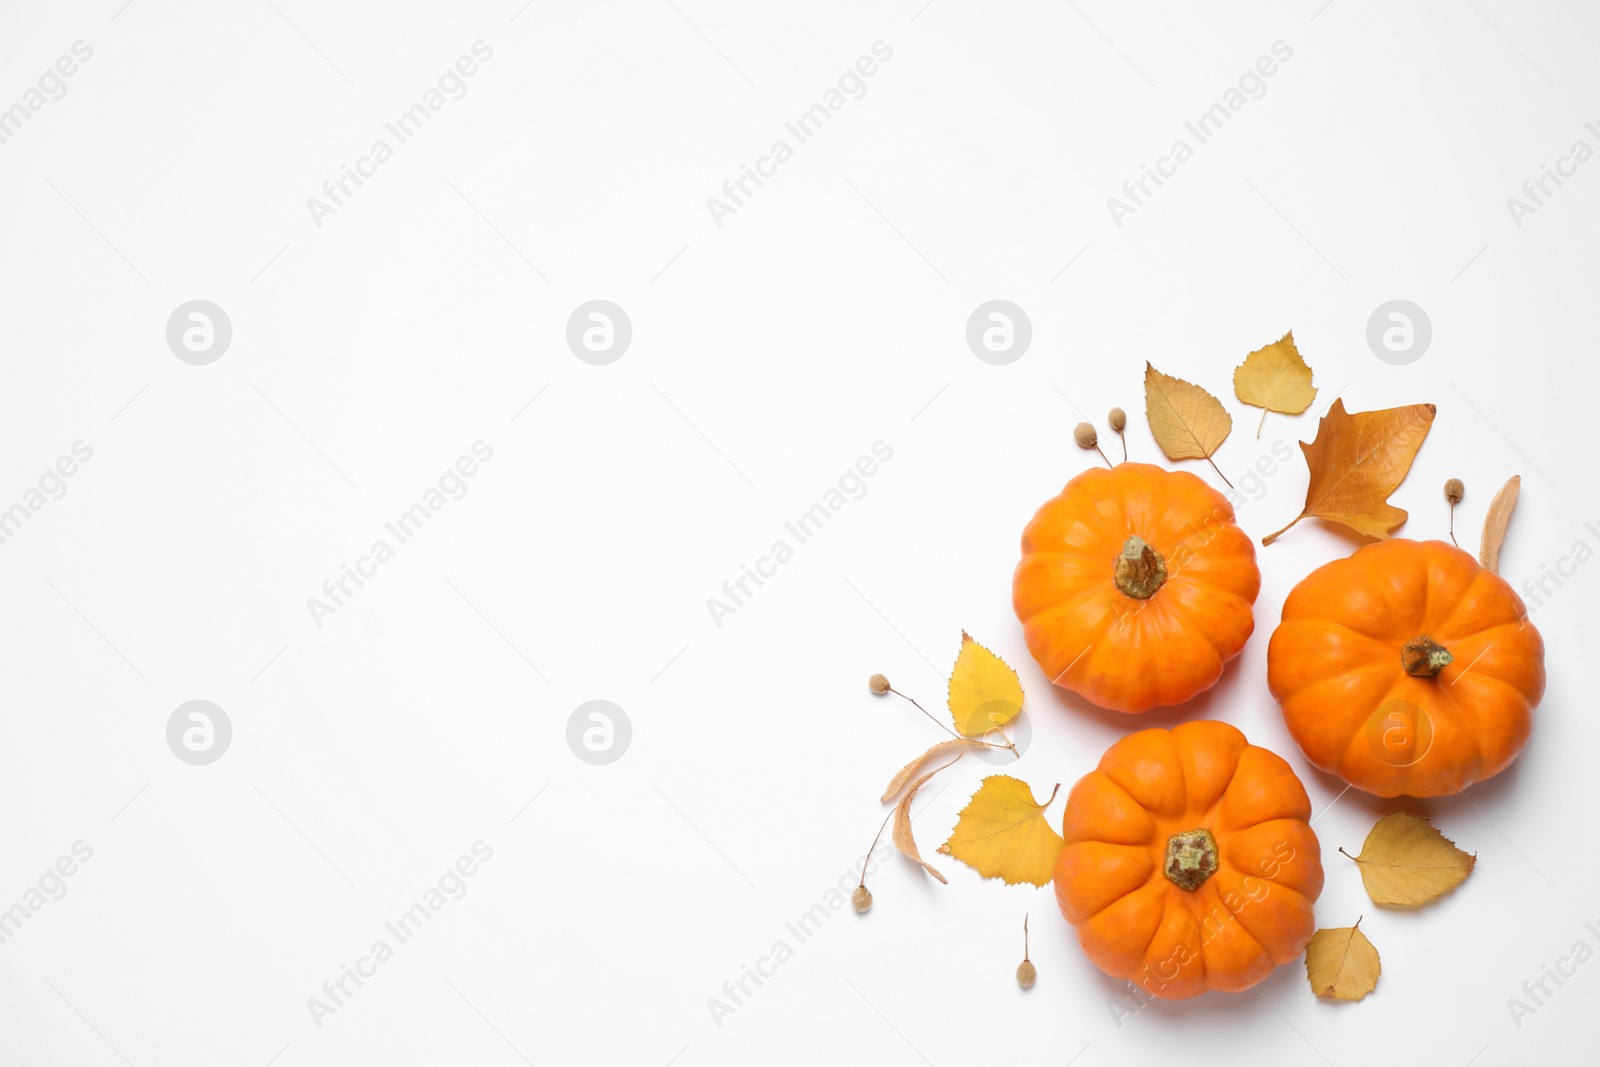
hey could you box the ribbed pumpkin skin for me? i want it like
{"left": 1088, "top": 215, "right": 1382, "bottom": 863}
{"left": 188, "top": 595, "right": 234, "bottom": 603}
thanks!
{"left": 1013, "top": 463, "right": 1260, "bottom": 712}
{"left": 1268, "top": 538, "right": 1544, "bottom": 798}
{"left": 1054, "top": 721, "right": 1324, "bottom": 999}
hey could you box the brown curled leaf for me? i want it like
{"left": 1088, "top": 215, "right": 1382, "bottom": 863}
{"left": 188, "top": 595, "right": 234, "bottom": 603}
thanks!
{"left": 893, "top": 756, "right": 961, "bottom": 884}
{"left": 882, "top": 739, "right": 978, "bottom": 804}
{"left": 1479, "top": 475, "right": 1520, "bottom": 574}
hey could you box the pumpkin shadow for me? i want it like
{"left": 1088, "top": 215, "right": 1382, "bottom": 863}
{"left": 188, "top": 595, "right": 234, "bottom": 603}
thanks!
{"left": 1302, "top": 769, "right": 1424, "bottom": 836}
{"left": 1299, "top": 752, "right": 1529, "bottom": 913}
{"left": 1089, "top": 952, "right": 1312, "bottom": 1022}
{"left": 1441, "top": 744, "right": 1529, "bottom": 811}
{"left": 1035, "top": 651, "right": 1251, "bottom": 731}
{"left": 1301, "top": 737, "right": 1531, "bottom": 828}
{"left": 1319, "top": 523, "right": 1381, "bottom": 555}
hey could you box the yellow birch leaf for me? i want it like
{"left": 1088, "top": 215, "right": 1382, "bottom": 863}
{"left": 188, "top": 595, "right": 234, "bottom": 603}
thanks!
{"left": 937, "top": 776, "right": 1064, "bottom": 887}
{"left": 1233, "top": 330, "right": 1318, "bottom": 437}
{"left": 1305, "top": 920, "right": 1381, "bottom": 1001}
{"left": 893, "top": 757, "right": 959, "bottom": 884}
{"left": 881, "top": 739, "right": 979, "bottom": 804}
{"left": 1144, "top": 363, "right": 1233, "bottom": 485}
{"left": 947, "top": 632, "right": 1023, "bottom": 739}
{"left": 1340, "top": 812, "right": 1475, "bottom": 906}
{"left": 1262, "top": 399, "right": 1436, "bottom": 545}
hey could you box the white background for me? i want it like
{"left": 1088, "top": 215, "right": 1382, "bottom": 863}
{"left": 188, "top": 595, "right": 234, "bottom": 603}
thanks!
{"left": 0, "top": 1, "right": 1594, "bottom": 1064}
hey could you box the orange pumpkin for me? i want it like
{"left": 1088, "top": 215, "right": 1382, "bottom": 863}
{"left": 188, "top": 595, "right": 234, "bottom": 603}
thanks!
{"left": 1013, "top": 463, "right": 1259, "bottom": 712}
{"left": 1055, "top": 721, "right": 1323, "bottom": 999}
{"left": 1268, "top": 538, "right": 1544, "bottom": 798}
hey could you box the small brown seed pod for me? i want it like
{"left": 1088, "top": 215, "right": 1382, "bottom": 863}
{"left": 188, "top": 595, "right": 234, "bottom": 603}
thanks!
{"left": 1075, "top": 423, "right": 1112, "bottom": 468}
{"left": 868, "top": 673, "right": 890, "bottom": 695}
{"left": 854, "top": 811, "right": 891, "bottom": 916}
{"left": 1109, "top": 407, "right": 1128, "bottom": 460}
{"left": 1016, "top": 913, "right": 1035, "bottom": 988}
{"left": 1445, "top": 478, "right": 1464, "bottom": 546}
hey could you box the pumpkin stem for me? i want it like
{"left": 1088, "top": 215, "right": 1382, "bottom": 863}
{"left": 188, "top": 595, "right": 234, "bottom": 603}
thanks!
{"left": 1401, "top": 635, "right": 1453, "bottom": 678}
{"left": 1163, "top": 828, "right": 1218, "bottom": 891}
{"left": 1114, "top": 535, "right": 1168, "bottom": 599}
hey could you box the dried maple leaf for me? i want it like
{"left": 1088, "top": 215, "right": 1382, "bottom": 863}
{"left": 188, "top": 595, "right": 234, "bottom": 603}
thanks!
{"left": 937, "top": 775, "right": 1064, "bottom": 887}
{"left": 1305, "top": 920, "right": 1381, "bottom": 1001}
{"left": 893, "top": 756, "right": 959, "bottom": 884}
{"left": 1340, "top": 812, "right": 1474, "bottom": 906}
{"left": 1479, "top": 475, "right": 1521, "bottom": 574}
{"left": 947, "top": 632, "right": 1023, "bottom": 739}
{"left": 1144, "top": 363, "right": 1233, "bottom": 486}
{"left": 1262, "top": 399, "right": 1436, "bottom": 546}
{"left": 1233, "top": 330, "right": 1317, "bottom": 437}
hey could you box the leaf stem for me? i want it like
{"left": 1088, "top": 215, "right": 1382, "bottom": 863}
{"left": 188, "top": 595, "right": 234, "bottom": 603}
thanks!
{"left": 1256, "top": 408, "right": 1268, "bottom": 438}
{"left": 1206, "top": 455, "right": 1234, "bottom": 488}
{"left": 860, "top": 809, "right": 894, "bottom": 888}
{"left": 1261, "top": 512, "right": 1304, "bottom": 546}
{"left": 968, "top": 732, "right": 1021, "bottom": 757}
{"left": 889, "top": 687, "right": 960, "bottom": 740}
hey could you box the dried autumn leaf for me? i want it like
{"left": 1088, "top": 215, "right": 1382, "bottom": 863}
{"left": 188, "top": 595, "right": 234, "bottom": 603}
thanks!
{"left": 1479, "top": 475, "right": 1521, "bottom": 574}
{"left": 947, "top": 632, "right": 1023, "bottom": 739}
{"left": 1144, "top": 363, "right": 1233, "bottom": 485}
{"left": 1262, "top": 399, "right": 1436, "bottom": 546}
{"left": 1340, "top": 812, "right": 1475, "bottom": 906}
{"left": 1305, "top": 920, "right": 1381, "bottom": 1001}
{"left": 881, "top": 739, "right": 978, "bottom": 804}
{"left": 936, "top": 776, "right": 1064, "bottom": 887}
{"left": 1233, "top": 330, "right": 1318, "bottom": 437}
{"left": 893, "top": 757, "right": 959, "bottom": 884}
